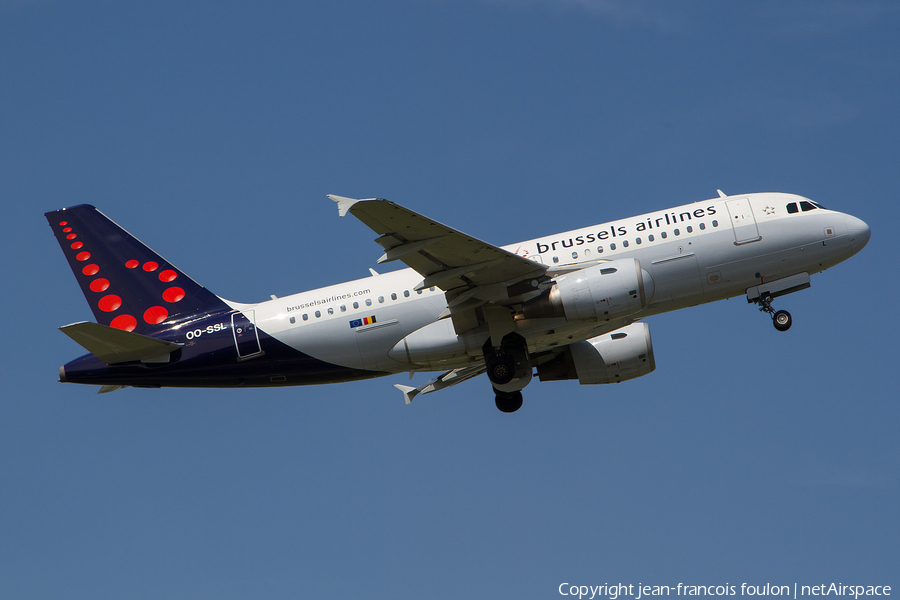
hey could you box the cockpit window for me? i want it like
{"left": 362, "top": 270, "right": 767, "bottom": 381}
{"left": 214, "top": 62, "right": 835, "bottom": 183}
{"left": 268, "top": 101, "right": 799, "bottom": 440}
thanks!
{"left": 787, "top": 202, "right": 799, "bottom": 214}
{"left": 800, "top": 201, "right": 817, "bottom": 212}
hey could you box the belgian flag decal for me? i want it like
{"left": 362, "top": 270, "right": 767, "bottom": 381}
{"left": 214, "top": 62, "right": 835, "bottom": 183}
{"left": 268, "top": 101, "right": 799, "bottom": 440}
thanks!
{"left": 349, "top": 316, "right": 376, "bottom": 328}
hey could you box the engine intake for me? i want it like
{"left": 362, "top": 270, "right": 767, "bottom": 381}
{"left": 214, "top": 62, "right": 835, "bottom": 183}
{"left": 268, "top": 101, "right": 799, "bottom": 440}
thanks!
{"left": 523, "top": 259, "right": 654, "bottom": 322}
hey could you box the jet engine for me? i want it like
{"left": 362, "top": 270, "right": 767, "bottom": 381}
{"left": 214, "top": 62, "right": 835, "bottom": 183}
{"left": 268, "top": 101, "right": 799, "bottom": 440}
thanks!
{"left": 536, "top": 322, "right": 656, "bottom": 385}
{"left": 523, "top": 258, "right": 654, "bottom": 322}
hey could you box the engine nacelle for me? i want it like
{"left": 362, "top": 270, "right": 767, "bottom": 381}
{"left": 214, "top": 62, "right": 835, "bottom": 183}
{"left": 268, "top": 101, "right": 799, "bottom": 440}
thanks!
{"left": 523, "top": 259, "right": 654, "bottom": 322}
{"left": 536, "top": 322, "right": 656, "bottom": 384}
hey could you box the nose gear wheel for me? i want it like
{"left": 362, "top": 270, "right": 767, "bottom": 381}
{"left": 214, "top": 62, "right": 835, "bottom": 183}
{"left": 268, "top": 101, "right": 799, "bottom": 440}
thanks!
{"left": 754, "top": 295, "right": 792, "bottom": 332}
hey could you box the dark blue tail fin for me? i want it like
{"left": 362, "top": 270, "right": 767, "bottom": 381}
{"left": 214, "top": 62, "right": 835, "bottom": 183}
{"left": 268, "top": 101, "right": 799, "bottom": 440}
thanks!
{"left": 45, "top": 205, "right": 230, "bottom": 334}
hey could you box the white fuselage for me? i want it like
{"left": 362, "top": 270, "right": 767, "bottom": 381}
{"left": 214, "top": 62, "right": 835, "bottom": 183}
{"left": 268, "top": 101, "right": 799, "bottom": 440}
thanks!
{"left": 226, "top": 193, "right": 868, "bottom": 375}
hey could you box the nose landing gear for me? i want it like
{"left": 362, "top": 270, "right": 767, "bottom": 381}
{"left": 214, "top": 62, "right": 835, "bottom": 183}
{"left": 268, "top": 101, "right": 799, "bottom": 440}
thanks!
{"left": 746, "top": 273, "right": 810, "bottom": 332}
{"left": 755, "top": 295, "right": 792, "bottom": 332}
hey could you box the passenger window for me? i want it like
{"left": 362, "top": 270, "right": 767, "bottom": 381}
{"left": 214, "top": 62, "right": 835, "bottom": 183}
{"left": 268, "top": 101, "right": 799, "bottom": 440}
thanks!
{"left": 327, "top": 307, "right": 334, "bottom": 315}
{"left": 584, "top": 249, "right": 591, "bottom": 256}
{"left": 302, "top": 313, "right": 308, "bottom": 321}
{"left": 699, "top": 223, "right": 706, "bottom": 230}
{"left": 712, "top": 220, "right": 718, "bottom": 227}
{"left": 552, "top": 256, "right": 559, "bottom": 263}
{"left": 597, "top": 246, "right": 604, "bottom": 254}
{"left": 674, "top": 229, "right": 680, "bottom": 236}
{"left": 403, "top": 290, "right": 410, "bottom": 298}
{"left": 661, "top": 231, "right": 668, "bottom": 239}
{"left": 648, "top": 234, "right": 654, "bottom": 242}
{"left": 623, "top": 240, "right": 629, "bottom": 248}
{"left": 417, "top": 289, "right": 423, "bottom": 295}
{"left": 571, "top": 251, "right": 578, "bottom": 259}
{"left": 787, "top": 203, "right": 799, "bottom": 214}
{"left": 391, "top": 293, "right": 397, "bottom": 301}
{"left": 429, "top": 287, "right": 435, "bottom": 292}
{"left": 800, "top": 201, "right": 816, "bottom": 212}
{"left": 290, "top": 316, "right": 296, "bottom": 324}
{"left": 365, "top": 298, "right": 372, "bottom": 306}
{"left": 315, "top": 310, "right": 321, "bottom": 318}
{"left": 353, "top": 302, "right": 359, "bottom": 309}
{"left": 378, "top": 296, "right": 384, "bottom": 303}
{"left": 636, "top": 237, "right": 642, "bottom": 245}
{"left": 610, "top": 243, "right": 616, "bottom": 250}
{"left": 340, "top": 305, "right": 346, "bottom": 312}
{"left": 686, "top": 225, "right": 692, "bottom": 233}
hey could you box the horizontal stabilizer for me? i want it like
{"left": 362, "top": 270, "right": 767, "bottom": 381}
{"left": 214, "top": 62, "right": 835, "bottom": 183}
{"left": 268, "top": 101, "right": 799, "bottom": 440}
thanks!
{"left": 60, "top": 321, "right": 183, "bottom": 365}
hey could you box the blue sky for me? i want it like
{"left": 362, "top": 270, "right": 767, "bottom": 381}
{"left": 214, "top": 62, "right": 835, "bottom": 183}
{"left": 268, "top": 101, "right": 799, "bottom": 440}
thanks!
{"left": 2, "top": 1, "right": 898, "bottom": 598}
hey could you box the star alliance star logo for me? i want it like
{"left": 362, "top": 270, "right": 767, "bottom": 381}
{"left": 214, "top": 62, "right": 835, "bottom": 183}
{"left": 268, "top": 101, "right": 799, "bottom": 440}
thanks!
{"left": 763, "top": 206, "right": 775, "bottom": 215}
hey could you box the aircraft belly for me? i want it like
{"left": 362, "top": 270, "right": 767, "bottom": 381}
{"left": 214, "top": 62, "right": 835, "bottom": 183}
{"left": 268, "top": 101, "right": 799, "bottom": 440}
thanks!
{"left": 647, "top": 245, "right": 703, "bottom": 307}
{"left": 285, "top": 320, "right": 366, "bottom": 370}
{"left": 60, "top": 330, "right": 385, "bottom": 388}
{"left": 358, "top": 296, "right": 449, "bottom": 372}
{"left": 700, "top": 218, "right": 835, "bottom": 300}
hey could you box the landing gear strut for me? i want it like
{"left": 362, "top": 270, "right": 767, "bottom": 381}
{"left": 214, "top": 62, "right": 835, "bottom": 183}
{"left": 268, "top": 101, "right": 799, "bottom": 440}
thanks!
{"left": 754, "top": 295, "right": 792, "bottom": 332}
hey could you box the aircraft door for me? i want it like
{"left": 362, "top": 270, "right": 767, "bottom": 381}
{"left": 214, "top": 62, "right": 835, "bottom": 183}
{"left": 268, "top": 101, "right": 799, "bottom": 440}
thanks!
{"left": 726, "top": 198, "right": 762, "bottom": 245}
{"left": 232, "top": 310, "right": 262, "bottom": 359}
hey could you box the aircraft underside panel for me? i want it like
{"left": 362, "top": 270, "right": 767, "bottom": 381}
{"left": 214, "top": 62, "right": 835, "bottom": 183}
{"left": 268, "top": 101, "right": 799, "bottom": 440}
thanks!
{"left": 61, "top": 324, "right": 387, "bottom": 388}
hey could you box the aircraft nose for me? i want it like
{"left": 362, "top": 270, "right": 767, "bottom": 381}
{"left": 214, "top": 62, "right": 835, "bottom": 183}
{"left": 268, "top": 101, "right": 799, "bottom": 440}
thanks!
{"left": 846, "top": 214, "right": 870, "bottom": 253}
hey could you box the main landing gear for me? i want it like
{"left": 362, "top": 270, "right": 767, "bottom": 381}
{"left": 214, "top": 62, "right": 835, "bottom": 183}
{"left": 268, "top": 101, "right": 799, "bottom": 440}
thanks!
{"left": 484, "top": 333, "right": 532, "bottom": 413}
{"left": 494, "top": 388, "right": 524, "bottom": 413}
{"left": 754, "top": 295, "right": 792, "bottom": 332}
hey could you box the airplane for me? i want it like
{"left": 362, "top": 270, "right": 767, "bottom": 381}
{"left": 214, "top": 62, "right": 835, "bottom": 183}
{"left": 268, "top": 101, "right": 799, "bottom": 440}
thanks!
{"left": 46, "top": 190, "right": 870, "bottom": 412}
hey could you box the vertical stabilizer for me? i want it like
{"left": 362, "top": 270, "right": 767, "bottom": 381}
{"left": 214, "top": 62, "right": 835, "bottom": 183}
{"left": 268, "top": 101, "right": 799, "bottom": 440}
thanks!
{"left": 45, "top": 205, "right": 229, "bottom": 334}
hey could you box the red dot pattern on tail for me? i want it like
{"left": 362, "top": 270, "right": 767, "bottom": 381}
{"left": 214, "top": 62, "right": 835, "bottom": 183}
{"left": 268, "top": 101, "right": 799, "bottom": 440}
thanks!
{"left": 143, "top": 306, "right": 168, "bottom": 324}
{"left": 110, "top": 314, "right": 137, "bottom": 332}
{"left": 57, "top": 219, "right": 184, "bottom": 330}
{"left": 98, "top": 295, "right": 122, "bottom": 312}
{"left": 90, "top": 278, "right": 110, "bottom": 293}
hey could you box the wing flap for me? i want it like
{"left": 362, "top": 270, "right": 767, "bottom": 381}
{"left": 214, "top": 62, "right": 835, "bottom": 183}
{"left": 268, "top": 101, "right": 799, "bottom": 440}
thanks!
{"left": 396, "top": 364, "right": 488, "bottom": 404}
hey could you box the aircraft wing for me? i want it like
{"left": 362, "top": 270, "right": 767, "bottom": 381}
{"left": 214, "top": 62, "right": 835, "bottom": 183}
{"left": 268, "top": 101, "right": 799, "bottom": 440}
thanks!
{"left": 395, "top": 364, "right": 488, "bottom": 405}
{"left": 329, "top": 196, "right": 547, "bottom": 294}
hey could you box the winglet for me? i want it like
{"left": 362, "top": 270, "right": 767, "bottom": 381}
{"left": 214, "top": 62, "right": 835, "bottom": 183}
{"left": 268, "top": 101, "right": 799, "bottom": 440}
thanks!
{"left": 394, "top": 384, "right": 419, "bottom": 405}
{"left": 327, "top": 195, "right": 361, "bottom": 217}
